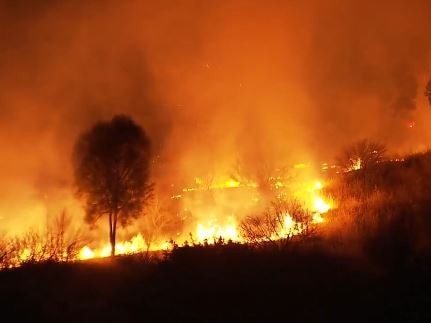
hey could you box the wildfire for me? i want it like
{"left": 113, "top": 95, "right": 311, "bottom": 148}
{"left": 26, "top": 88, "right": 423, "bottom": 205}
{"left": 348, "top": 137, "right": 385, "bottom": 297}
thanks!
{"left": 73, "top": 176, "right": 334, "bottom": 262}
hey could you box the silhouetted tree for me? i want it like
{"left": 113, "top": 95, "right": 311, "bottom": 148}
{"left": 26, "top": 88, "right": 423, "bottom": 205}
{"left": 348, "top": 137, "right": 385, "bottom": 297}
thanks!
{"left": 337, "top": 139, "right": 386, "bottom": 172}
{"left": 426, "top": 79, "right": 431, "bottom": 106}
{"left": 73, "top": 115, "right": 152, "bottom": 256}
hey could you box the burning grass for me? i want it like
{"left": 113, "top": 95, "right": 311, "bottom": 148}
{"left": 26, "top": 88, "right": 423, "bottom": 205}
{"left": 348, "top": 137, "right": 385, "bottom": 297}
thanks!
{"left": 0, "top": 172, "right": 333, "bottom": 268}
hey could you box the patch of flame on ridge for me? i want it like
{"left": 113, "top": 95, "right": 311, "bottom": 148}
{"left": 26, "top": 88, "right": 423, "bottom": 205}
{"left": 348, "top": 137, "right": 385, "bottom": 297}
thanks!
{"left": 196, "top": 216, "right": 239, "bottom": 242}
{"left": 78, "top": 233, "right": 172, "bottom": 260}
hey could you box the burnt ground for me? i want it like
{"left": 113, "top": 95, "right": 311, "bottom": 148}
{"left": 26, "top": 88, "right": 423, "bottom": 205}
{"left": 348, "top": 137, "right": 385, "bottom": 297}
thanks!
{"left": 0, "top": 243, "right": 430, "bottom": 323}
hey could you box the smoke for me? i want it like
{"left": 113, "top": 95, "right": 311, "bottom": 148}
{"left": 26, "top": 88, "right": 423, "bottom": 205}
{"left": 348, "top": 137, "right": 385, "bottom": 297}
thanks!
{"left": 0, "top": 0, "right": 431, "bottom": 232}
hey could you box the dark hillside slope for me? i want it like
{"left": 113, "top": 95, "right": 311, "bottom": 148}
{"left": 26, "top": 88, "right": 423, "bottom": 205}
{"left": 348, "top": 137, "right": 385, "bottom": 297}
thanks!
{"left": 0, "top": 245, "right": 430, "bottom": 323}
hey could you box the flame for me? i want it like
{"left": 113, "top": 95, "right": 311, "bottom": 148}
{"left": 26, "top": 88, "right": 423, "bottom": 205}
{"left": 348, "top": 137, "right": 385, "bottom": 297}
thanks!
{"left": 314, "top": 181, "right": 323, "bottom": 190}
{"left": 311, "top": 180, "right": 332, "bottom": 215}
{"left": 196, "top": 216, "right": 239, "bottom": 242}
{"left": 77, "top": 233, "right": 172, "bottom": 260}
{"left": 312, "top": 212, "right": 324, "bottom": 224}
{"left": 349, "top": 158, "right": 362, "bottom": 171}
{"left": 79, "top": 246, "right": 95, "bottom": 260}
{"left": 224, "top": 179, "right": 241, "bottom": 188}
{"left": 313, "top": 196, "right": 330, "bottom": 214}
{"left": 279, "top": 214, "right": 302, "bottom": 237}
{"left": 20, "top": 249, "right": 31, "bottom": 261}
{"left": 182, "top": 177, "right": 252, "bottom": 192}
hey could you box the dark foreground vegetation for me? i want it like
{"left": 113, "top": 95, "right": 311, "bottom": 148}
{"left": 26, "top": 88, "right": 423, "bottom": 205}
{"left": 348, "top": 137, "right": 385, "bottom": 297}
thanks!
{"left": 0, "top": 242, "right": 430, "bottom": 323}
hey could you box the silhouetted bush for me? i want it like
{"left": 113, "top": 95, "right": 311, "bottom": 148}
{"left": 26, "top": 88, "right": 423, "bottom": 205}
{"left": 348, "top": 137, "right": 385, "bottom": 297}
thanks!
{"left": 240, "top": 199, "right": 315, "bottom": 247}
{"left": 0, "top": 212, "right": 85, "bottom": 268}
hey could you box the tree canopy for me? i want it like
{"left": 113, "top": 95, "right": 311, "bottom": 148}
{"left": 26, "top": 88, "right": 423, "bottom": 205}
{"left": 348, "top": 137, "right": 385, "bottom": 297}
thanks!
{"left": 73, "top": 115, "right": 152, "bottom": 256}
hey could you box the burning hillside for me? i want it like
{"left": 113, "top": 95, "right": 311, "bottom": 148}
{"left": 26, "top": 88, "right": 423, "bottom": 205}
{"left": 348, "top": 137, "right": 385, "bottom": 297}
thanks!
{"left": 0, "top": 0, "right": 429, "bottom": 270}
{"left": 3, "top": 2, "right": 431, "bottom": 322}
{"left": 76, "top": 165, "right": 333, "bottom": 261}
{"left": 0, "top": 162, "right": 333, "bottom": 267}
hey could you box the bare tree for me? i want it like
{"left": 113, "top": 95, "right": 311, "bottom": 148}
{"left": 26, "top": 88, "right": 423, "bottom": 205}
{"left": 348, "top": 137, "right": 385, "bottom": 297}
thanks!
{"left": 45, "top": 211, "right": 85, "bottom": 261}
{"left": 337, "top": 139, "right": 387, "bottom": 172}
{"left": 240, "top": 199, "right": 313, "bottom": 246}
{"left": 73, "top": 115, "right": 153, "bottom": 256}
{"left": 141, "top": 196, "right": 171, "bottom": 255}
{"left": 15, "top": 229, "right": 47, "bottom": 264}
{"left": 141, "top": 192, "right": 183, "bottom": 256}
{"left": 240, "top": 209, "right": 280, "bottom": 244}
{"left": 272, "top": 199, "right": 314, "bottom": 237}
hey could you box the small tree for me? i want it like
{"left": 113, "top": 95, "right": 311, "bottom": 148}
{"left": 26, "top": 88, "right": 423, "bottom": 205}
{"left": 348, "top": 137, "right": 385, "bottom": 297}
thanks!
{"left": 141, "top": 196, "right": 168, "bottom": 254}
{"left": 73, "top": 115, "right": 152, "bottom": 256}
{"left": 337, "top": 139, "right": 386, "bottom": 172}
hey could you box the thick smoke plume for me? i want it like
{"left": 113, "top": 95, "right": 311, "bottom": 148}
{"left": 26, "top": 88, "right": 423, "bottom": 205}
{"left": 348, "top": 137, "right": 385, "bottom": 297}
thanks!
{"left": 0, "top": 0, "right": 431, "bottom": 232}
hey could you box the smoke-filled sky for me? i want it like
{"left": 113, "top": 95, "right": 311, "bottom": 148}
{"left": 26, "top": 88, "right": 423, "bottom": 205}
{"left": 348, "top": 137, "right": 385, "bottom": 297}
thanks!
{"left": 1, "top": 0, "right": 431, "bottom": 233}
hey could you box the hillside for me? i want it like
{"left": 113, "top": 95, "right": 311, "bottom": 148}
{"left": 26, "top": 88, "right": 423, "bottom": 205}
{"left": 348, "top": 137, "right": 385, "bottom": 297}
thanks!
{"left": 1, "top": 243, "right": 430, "bottom": 323}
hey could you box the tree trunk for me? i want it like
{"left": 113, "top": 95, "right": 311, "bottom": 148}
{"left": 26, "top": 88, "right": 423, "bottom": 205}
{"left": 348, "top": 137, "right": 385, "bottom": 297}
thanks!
{"left": 109, "top": 212, "right": 116, "bottom": 257}
{"left": 110, "top": 234, "right": 116, "bottom": 257}
{"left": 111, "top": 211, "right": 118, "bottom": 257}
